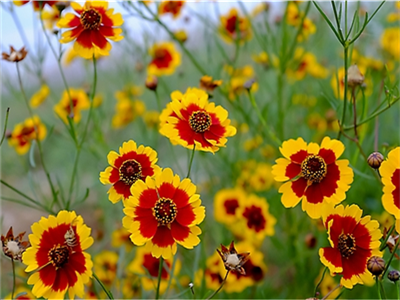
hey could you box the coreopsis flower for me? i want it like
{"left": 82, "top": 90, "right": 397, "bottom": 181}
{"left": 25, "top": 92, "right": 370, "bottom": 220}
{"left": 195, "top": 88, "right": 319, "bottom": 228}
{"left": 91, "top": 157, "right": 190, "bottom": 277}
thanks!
{"left": 319, "top": 204, "right": 382, "bottom": 289}
{"left": 22, "top": 211, "right": 94, "bottom": 299}
{"left": 387, "top": 2, "right": 400, "bottom": 22}
{"left": 13, "top": 0, "right": 53, "bottom": 11}
{"left": 287, "top": 2, "right": 316, "bottom": 41}
{"left": 122, "top": 168, "right": 205, "bottom": 259}
{"left": 272, "top": 137, "right": 354, "bottom": 219}
{"left": 1, "top": 227, "right": 29, "bottom": 261}
{"left": 236, "top": 160, "right": 275, "bottom": 192}
{"left": 112, "top": 97, "right": 145, "bottom": 129}
{"left": 8, "top": 115, "right": 47, "bottom": 155}
{"left": 4, "top": 286, "right": 35, "bottom": 300}
{"left": 252, "top": 51, "right": 269, "bottom": 68}
{"left": 158, "top": 1, "right": 185, "bottom": 19}
{"left": 219, "top": 8, "right": 251, "bottom": 44}
{"left": 381, "top": 27, "right": 400, "bottom": 59}
{"left": 232, "top": 194, "right": 276, "bottom": 242}
{"left": 93, "top": 250, "right": 118, "bottom": 286}
{"left": 217, "top": 241, "right": 250, "bottom": 275}
{"left": 224, "top": 65, "right": 258, "bottom": 100}
{"left": 63, "top": 46, "right": 102, "bottom": 65}
{"left": 30, "top": 84, "right": 50, "bottom": 108}
{"left": 41, "top": 5, "right": 61, "bottom": 30}
{"left": 111, "top": 227, "right": 132, "bottom": 251}
{"left": 214, "top": 188, "right": 246, "bottom": 225}
{"left": 2, "top": 45, "right": 27, "bottom": 62}
{"left": 159, "top": 88, "right": 236, "bottom": 153}
{"left": 143, "top": 111, "right": 160, "bottom": 129}
{"left": 286, "top": 48, "right": 328, "bottom": 80}
{"left": 147, "top": 42, "right": 181, "bottom": 76}
{"left": 57, "top": 1, "right": 124, "bottom": 59}
{"left": 199, "top": 75, "right": 223, "bottom": 94}
{"left": 127, "top": 246, "right": 181, "bottom": 293}
{"left": 99, "top": 140, "right": 161, "bottom": 204}
{"left": 380, "top": 147, "right": 400, "bottom": 220}
{"left": 314, "top": 268, "right": 341, "bottom": 299}
{"left": 54, "top": 88, "right": 90, "bottom": 124}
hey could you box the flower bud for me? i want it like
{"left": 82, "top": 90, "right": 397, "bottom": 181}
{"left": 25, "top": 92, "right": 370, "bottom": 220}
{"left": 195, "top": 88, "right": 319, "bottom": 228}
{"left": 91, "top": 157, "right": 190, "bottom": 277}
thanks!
{"left": 367, "top": 256, "right": 385, "bottom": 276}
{"left": 347, "top": 64, "right": 365, "bottom": 87}
{"left": 305, "top": 233, "right": 317, "bottom": 249}
{"left": 145, "top": 75, "right": 158, "bottom": 91}
{"left": 388, "top": 270, "right": 400, "bottom": 282}
{"left": 367, "top": 152, "right": 384, "bottom": 169}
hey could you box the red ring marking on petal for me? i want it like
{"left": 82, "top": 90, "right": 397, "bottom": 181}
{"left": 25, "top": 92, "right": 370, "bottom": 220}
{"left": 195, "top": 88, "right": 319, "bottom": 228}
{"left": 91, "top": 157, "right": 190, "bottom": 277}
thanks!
{"left": 172, "top": 188, "right": 190, "bottom": 208}
{"left": 91, "top": 30, "right": 108, "bottom": 50}
{"left": 52, "top": 268, "right": 69, "bottom": 291}
{"left": 113, "top": 180, "right": 131, "bottom": 199}
{"left": 143, "top": 254, "right": 169, "bottom": 279}
{"left": 171, "top": 221, "right": 190, "bottom": 242}
{"left": 321, "top": 247, "right": 342, "bottom": 269}
{"left": 304, "top": 183, "right": 325, "bottom": 204}
{"left": 75, "top": 29, "right": 93, "bottom": 49}
{"left": 392, "top": 169, "right": 400, "bottom": 209}
{"left": 291, "top": 178, "right": 308, "bottom": 198}
{"left": 152, "top": 226, "right": 175, "bottom": 248}
{"left": 175, "top": 205, "right": 196, "bottom": 226}
{"left": 138, "top": 188, "right": 158, "bottom": 209}
{"left": 158, "top": 182, "right": 176, "bottom": 199}
{"left": 341, "top": 247, "right": 371, "bottom": 280}
{"left": 109, "top": 168, "right": 120, "bottom": 183}
{"left": 285, "top": 162, "right": 301, "bottom": 179}
{"left": 290, "top": 149, "right": 308, "bottom": 164}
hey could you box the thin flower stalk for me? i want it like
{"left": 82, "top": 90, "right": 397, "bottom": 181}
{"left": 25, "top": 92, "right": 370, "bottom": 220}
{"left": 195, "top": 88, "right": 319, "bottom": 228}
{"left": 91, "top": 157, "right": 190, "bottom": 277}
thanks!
{"left": 155, "top": 257, "right": 164, "bottom": 300}
{"left": 93, "top": 272, "right": 114, "bottom": 300}
{"left": 206, "top": 270, "right": 230, "bottom": 300}
{"left": 0, "top": 107, "right": 10, "bottom": 147}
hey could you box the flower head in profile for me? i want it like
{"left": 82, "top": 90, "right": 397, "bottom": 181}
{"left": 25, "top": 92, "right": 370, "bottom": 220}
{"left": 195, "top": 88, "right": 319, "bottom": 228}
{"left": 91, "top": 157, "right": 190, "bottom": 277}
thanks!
{"left": 57, "top": 1, "right": 124, "bottom": 59}
{"left": 380, "top": 147, "right": 399, "bottom": 220}
{"left": 1, "top": 227, "right": 29, "bottom": 261}
{"left": 217, "top": 241, "right": 250, "bottom": 275}
{"left": 199, "top": 75, "right": 223, "bottom": 94}
{"left": 54, "top": 88, "right": 90, "bottom": 124}
{"left": 159, "top": 88, "right": 236, "bottom": 153}
{"left": 158, "top": 1, "right": 185, "bottom": 19}
{"left": 147, "top": 42, "right": 181, "bottom": 76}
{"left": 128, "top": 247, "right": 181, "bottom": 293}
{"left": 2, "top": 45, "right": 28, "bottom": 62}
{"left": 22, "top": 211, "right": 93, "bottom": 299}
{"left": 287, "top": 2, "right": 316, "bottom": 41}
{"left": 219, "top": 8, "right": 251, "bottom": 44}
{"left": 13, "top": 0, "right": 53, "bottom": 11}
{"left": 99, "top": 140, "right": 161, "bottom": 204}
{"left": 272, "top": 137, "right": 354, "bottom": 219}
{"left": 30, "top": 84, "right": 50, "bottom": 108}
{"left": 123, "top": 168, "right": 205, "bottom": 259}
{"left": 8, "top": 115, "right": 47, "bottom": 155}
{"left": 224, "top": 64, "right": 258, "bottom": 100}
{"left": 286, "top": 48, "right": 328, "bottom": 80}
{"left": 319, "top": 204, "right": 382, "bottom": 289}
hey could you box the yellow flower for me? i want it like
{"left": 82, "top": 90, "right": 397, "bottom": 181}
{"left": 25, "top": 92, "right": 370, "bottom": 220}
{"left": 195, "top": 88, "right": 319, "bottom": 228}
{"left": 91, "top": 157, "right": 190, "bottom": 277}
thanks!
{"left": 314, "top": 268, "right": 341, "bottom": 299}
{"left": 173, "top": 29, "right": 187, "bottom": 43}
{"left": 158, "top": 1, "right": 185, "bottom": 19}
{"left": 214, "top": 187, "right": 246, "bottom": 225}
{"left": 147, "top": 42, "right": 181, "bottom": 76}
{"left": 8, "top": 115, "right": 47, "bottom": 155}
{"left": 380, "top": 147, "right": 400, "bottom": 220}
{"left": 381, "top": 27, "right": 400, "bottom": 59}
{"left": 112, "top": 97, "right": 146, "bottom": 129}
{"left": 224, "top": 65, "right": 259, "bottom": 100}
{"left": 41, "top": 5, "right": 60, "bottom": 30}
{"left": 93, "top": 250, "right": 118, "bottom": 286}
{"left": 30, "top": 84, "right": 50, "bottom": 108}
{"left": 287, "top": 2, "right": 316, "bottom": 41}
{"left": 22, "top": 211, "right": 93, "bottom": 299}
{"left": 111, "top": 227, "right": 133, "bottom": 251}
{"left": 219, "top": 8, "right": 252, "bottom": 44}
{"left": 287, "top": 48, "right": 328, "bottom": 81}
{"left": 143, "top": 110, "right": 160, "bottom": 129}
{"left": 237, "top": 160, "right": 274, "bottom": 192}
{"left": 54, "top": 88, "right": 90, "bottom": 124}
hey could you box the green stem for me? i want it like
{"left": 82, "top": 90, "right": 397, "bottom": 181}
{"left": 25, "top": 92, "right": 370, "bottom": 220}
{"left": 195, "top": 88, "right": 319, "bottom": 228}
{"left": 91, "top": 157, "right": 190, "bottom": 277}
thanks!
{"left": 376, "top": 276, "right": 383, "bottom": 300}
{"left": 382, "top": 235, "right": 400, "bottom": 278}
{"left": 0, "top": 107, "right": 10, "bottom": 147}
{"left": 155, "top": 257, "right": 164, "bottom": 300}
{"left": 206, "top": 270, "right": 230, "bottom": 300}
{"left": 11, "top": 258, "right": 16, "bottom": 300}
{"left": 380, "top": 225, "right": 395, "bottom": 251}
{"left": 187, "top": 144, "right": 196, "bottom": 179}
{"left": 247, "top": 89, "right": 281, "bottom": 146}
{"left": 338, "top": 44, "right": 349, "bottom": 139}
{"left": 321, "top": 283, "right": 341, "bottom": 300}
{"left": 16, "top": 63, "right": 59, "bottom": 207}
{"left": 93, "top": 273, "right": 114, "bottom": 300}
{"left": 314, "top": 267, "right": 328, "bottom": 297}
{"left": 154, "top": 89, "right": 162, "bottom": 112}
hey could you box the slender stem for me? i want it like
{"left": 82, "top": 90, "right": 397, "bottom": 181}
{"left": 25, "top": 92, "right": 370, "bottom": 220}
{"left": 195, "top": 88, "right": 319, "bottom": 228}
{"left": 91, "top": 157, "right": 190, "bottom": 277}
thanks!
{"left": 351, "top": 87, "right": 358, "bottom": 140}
{"left": 247, "top": 89, "right": 281, "bottom": 146}
{"left": 382, "top": 236, "right": 400, "bottom": 278}
{"left": 396, "top": 282, "right": 400, "bottom": 300}
{"left": 314, "top": 267, "right": 328, "bottom": 297}
{"left": 16, "top": 63, "right": 59, "bottom": 207}
{"left": 11, "top": 258, "right": 16, "bottom": 300}
{"left": 331, "top": 1, "right": 344, "bottom": 42}
{"left": 155, "top": 257, "right": 164, "bottom": 300}
{"left": 187, "top": 144, "right": 196, "bottom": 179}
{"left": 380, "top": 225, "right": 395, "bottom": 251}
{"left": 154, "top": 89, "right": 162, "bottom": 112}
{"left": 322, "top": 283, "right": 341, "bottom": 300}
{"left": 93, "top": 273, "right": 114, "bottom": 300}
{"left": 6, "top": 3, "right": 31, "bottom": 50}
{"left": 376, "top": 276, "right": 383, "bottom": 300}
{"left": 206, "top": 270, "right": 230, "bottom": 300}
{"left": 0, "top": 107, "right": 10, "bottom": 147}
{"left": 338, "top": 45, "right": 349, "bottom": 139}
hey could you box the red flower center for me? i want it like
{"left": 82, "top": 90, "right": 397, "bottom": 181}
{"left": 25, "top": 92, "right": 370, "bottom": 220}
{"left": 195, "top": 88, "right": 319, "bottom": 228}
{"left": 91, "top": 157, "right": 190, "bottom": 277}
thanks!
{"left": 48, "top": 244, "right": 70, "bottom": 269}
{"left": 338, "top": 233, "right": 356, "bottom": 258}
{"left": 153, "top": 198, "right": 177, "bottom": 225}
{"left": 189, "top": 111, "right": 212, "bottom": 133}
{"left": 243, "top": 205, "right": 266, "bottom": 232}
{"left": 301, "top": 154, "right": 327, "bottom": 184}
{"left": 81, "top": 9, "right": 102, "bottom": 30}
{"left": 224, "top": 199, "right": 239, "bottom": 215}
{"left": 119, "top": 159, "right": 142, "bottom": 185}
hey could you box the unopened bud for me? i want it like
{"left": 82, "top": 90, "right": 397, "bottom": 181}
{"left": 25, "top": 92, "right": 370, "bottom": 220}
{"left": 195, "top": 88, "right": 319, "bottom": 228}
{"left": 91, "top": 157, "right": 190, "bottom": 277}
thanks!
{"left": 347, "top": 64, "right": 364, "bottom": 87}
{"left": 388, "top": 270, "right": 400, "bottom": 282}
{"left": 367, "top": 152, "right": 384, "bottom": 169}
{"left": 243, "top": 78, "right": 256, "bottom": 90}
{"left": 145, "top": 75, "right": 158, "bottom": 91}
{"left": 367, "top": 256, "right": 385, "bottom": 276}
{"left": 305, "top": 233, "right": 317, "bottom": 249}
